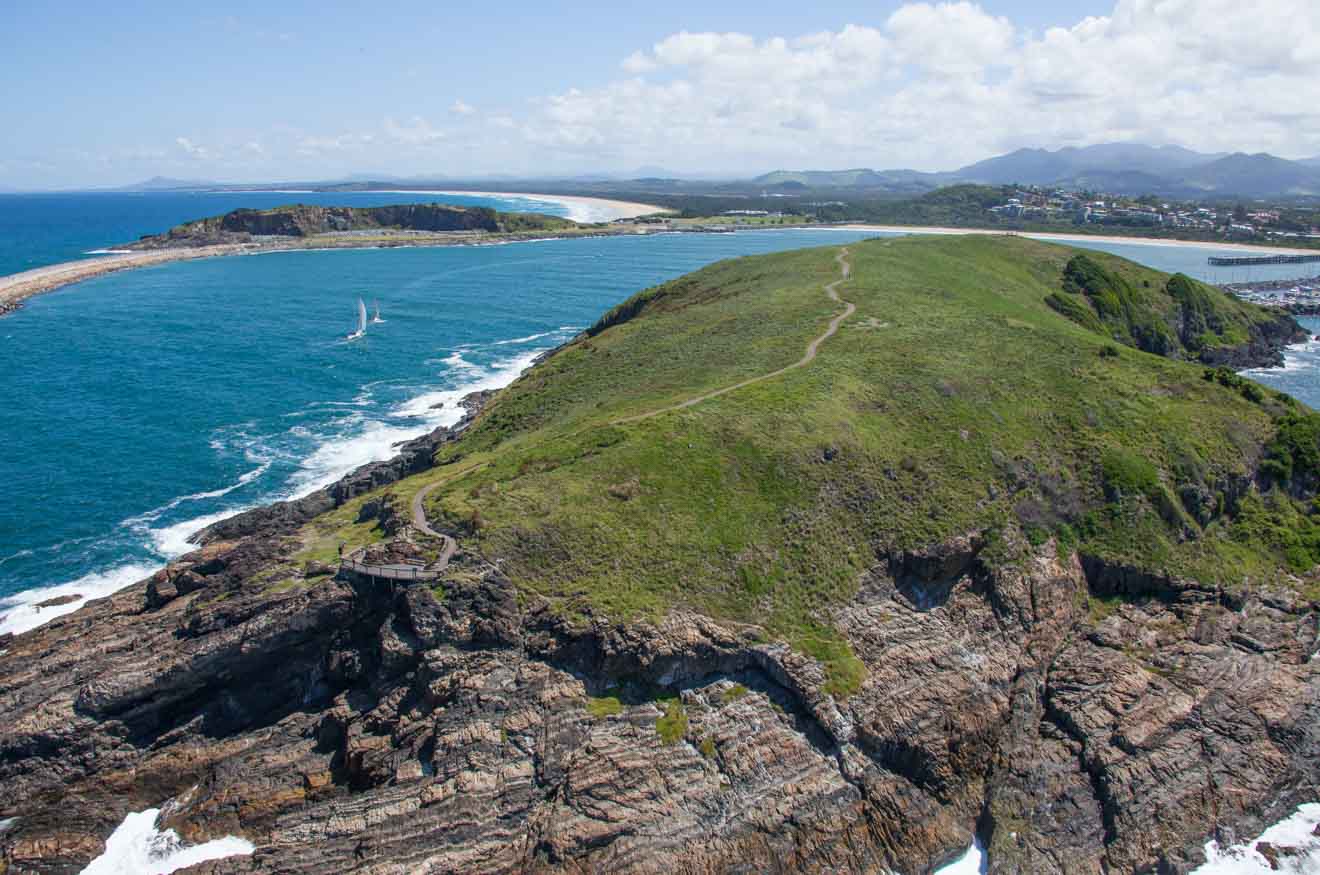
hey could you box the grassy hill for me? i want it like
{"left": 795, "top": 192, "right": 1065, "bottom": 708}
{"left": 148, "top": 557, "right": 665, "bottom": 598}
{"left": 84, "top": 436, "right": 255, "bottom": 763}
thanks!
{"left": 296, "top": 235, "right": 1320, "bottom": 690}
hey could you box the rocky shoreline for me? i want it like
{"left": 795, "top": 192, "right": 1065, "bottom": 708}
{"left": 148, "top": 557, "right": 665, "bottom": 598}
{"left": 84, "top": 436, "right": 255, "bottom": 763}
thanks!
{"left": 1, "top": 384, "right": 1318, "bottom": 873}
{"left": 2, "top": 239, "right": 1319, "bottom": 873}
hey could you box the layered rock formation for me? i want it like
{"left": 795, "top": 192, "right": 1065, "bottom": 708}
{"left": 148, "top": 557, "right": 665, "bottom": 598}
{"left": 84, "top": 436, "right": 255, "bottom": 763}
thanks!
{"left": 2, "top": 238, "right": 1319, "bottom": 873}
{"left": 1, "top": 478, "right": 1316, "bottom": 873}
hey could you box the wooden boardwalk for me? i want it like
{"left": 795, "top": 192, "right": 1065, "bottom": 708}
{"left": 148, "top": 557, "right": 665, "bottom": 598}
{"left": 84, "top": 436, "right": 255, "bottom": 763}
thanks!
{"left": 338, "top": 482, "right": 457, "bottom": 582}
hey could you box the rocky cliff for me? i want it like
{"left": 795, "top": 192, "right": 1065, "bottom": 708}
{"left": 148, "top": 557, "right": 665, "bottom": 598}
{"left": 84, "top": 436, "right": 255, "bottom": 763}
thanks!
{"left": 1, "top": 236, "right": 1318, "bottom": 874}
{"left": 1, "top": 507, "right": 1315, "bottom": 874}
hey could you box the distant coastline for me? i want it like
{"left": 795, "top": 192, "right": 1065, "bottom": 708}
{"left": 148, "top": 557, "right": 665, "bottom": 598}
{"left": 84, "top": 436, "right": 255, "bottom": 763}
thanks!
{"left": 5, "top": 206, "right": 1319, "bottom": 318}
{"left": 827, "top": 223, "right": 1320, "bottom": 255}
{"left": 0, "top": 192, "right": 668, "bottom": 315}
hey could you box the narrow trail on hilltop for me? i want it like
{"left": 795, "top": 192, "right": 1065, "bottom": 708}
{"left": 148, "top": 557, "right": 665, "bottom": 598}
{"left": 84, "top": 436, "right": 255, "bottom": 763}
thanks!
{"left": 411, "top": 481, "right": 457, "bottom": 568}
{"left": 612, "top": 247, "right": 855, "bottom": 425}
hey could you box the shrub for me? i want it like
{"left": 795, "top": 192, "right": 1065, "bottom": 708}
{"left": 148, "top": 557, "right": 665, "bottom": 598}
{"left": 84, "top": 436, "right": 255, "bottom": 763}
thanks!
{"left": 1263, "top": 411, "right": 1320, "bottom": 485}
{"left": 587, "top": 696, "right": 623, "bottom": 718}
{"left": 1101, "top": 448, "right": 1160, "bottom": 502}
{"left": 721, "top": 683, "right": 750, "bottom": 703}
{"left": 656, "top": 699, "right": 688, "bottom": 744}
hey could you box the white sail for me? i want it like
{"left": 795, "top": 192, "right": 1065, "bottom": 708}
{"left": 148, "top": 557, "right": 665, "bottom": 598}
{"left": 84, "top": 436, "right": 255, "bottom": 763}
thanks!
{"left": 345, "top": 298, "right": 367, "bottom": 341}
{"left": 371, "top": 300, "right": 384, "bottom": 323}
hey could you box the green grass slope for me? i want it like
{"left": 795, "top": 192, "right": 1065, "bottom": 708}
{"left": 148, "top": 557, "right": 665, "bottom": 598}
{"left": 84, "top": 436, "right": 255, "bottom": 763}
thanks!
{"left": 300, "top": 235, "right": 1320, "bottom": 685}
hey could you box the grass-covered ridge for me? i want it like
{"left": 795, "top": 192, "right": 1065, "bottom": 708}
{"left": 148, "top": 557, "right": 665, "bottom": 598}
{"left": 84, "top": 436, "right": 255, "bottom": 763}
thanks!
{"left": 301, "top": 235, "right": 1320, "bottom": 672}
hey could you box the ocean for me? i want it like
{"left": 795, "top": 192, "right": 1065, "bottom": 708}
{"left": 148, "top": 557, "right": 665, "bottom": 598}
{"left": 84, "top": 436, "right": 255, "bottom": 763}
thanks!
{"left": 1, "top": 192, "right": 1316, "bottom": 634}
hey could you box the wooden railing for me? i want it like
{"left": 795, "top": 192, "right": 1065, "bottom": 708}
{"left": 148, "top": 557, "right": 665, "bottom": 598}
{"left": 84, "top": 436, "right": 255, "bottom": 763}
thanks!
{"left": 339, "top": 551, "right": 441, "bottom": 582}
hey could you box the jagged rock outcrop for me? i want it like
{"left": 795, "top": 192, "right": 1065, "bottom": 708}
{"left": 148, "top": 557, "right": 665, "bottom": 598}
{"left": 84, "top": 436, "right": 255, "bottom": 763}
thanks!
{"left": 1, "top": 516, "right": 1316, "bottom": 874}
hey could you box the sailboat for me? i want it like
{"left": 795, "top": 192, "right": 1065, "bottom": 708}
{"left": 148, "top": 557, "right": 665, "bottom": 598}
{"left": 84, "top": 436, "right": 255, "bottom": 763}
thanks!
{"left": 370, "top": 300, "right": 384, "bottom": 324}
{"left": 345, "top": 298, "right": 367, "bottom": 341}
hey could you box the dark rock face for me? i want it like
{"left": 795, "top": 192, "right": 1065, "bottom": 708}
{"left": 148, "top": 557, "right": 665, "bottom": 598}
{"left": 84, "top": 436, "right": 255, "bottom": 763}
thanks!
{"left": 1197, "top": 312, "right": 1308, "bottom": 369}
{"left": 1, "top": 524, "right": 1316, "bottom": 874}
{"left": 2, "top": 397, "right": 1317, "bottom": 872}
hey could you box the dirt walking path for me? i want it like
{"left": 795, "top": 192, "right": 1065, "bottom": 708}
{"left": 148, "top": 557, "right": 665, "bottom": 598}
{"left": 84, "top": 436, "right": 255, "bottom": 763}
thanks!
{"left": 613, "top": 248, "right": 854, "bottom": 425}
{"left": 411, "top": 481, "right": 457, "bottom": 568}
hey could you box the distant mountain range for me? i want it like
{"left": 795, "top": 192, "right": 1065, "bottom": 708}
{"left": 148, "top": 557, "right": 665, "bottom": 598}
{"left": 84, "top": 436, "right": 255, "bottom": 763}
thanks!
{"left": 101, "top": 144, "right": 1320, "bottom": 201}
{"left": 756, "top": 144, "right": 1320, "bottom": 199}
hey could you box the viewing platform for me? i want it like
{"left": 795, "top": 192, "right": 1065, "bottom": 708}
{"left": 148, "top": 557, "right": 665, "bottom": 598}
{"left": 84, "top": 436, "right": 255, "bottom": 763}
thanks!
{"left": 339, "top": 549, "right": 443, "bottom": 583}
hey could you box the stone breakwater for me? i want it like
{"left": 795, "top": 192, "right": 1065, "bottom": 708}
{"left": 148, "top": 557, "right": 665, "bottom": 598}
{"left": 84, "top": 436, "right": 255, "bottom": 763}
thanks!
{"left": 0, "top": 246, "right": 242, "bottom": 315}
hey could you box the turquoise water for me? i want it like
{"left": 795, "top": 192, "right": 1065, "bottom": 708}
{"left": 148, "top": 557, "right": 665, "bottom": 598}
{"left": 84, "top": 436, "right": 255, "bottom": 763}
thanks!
{"left": 0, "top": 190, "right": 580, "bottom": 276}
{"left": 1, "top": 195, "right": 1317, "bottom": 634}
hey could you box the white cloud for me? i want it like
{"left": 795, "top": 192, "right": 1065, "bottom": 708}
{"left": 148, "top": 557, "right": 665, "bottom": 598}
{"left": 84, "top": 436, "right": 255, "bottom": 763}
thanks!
{"left": 54, "top": 0, "right": 1316, "bottom": 187}
{"left": 174, "top": 137, "right": 212, "bottom": 160}
{"left": 296, "top": 133, "right": 375, "bottom": 156}
{"left": 886, "top": 1, "right": 1013, "bottom": 74}
{"left": 621, "top": 51, "right": 657, "bottom": 73}
{"left": 383, "top": 116, "right": 446, "bottom": 145}
{"left": 517, "top": 0, "right": 1320, "bottom": 170}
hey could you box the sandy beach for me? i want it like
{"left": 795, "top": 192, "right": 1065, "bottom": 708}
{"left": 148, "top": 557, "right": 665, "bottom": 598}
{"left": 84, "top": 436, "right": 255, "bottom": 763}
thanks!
{"left": 4, "top": 213, "right": 1317, "bottom": 318}
{"left": 830, "top": 223, "right": 1320, "bottom": 255}
{"left": 412, "top": 190, "right": 671, "bottom": 223}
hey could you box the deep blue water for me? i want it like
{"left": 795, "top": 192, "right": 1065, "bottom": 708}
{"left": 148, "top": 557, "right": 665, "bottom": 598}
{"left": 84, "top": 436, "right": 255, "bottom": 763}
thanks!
{"left": 0, "top": 190, "right": 578, "bottom": 277}
{"left": 1, "top": 193, "right": 1317, "bottom": 634}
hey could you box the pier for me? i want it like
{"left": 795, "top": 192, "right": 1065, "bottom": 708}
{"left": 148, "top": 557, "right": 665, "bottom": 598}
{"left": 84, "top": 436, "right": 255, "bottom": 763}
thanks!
{"left": 1207, "top": 253, "right": 1320, "bottom": 267}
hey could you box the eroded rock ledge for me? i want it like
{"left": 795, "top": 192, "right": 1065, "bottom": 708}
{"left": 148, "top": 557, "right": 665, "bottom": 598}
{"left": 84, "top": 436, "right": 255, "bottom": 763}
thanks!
{"left": 1, "top": 506, "right": 1316, "bottom": 874}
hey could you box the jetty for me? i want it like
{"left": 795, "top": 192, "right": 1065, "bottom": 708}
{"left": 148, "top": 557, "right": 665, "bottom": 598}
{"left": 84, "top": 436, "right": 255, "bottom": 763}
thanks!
{"left": 1207, "top": 253, "right": 1320, "bottom": 267}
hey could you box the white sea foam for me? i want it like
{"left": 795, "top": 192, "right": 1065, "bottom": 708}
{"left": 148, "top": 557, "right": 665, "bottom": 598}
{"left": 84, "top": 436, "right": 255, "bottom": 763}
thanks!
{"left": 1191, "top": 803, "right": 1320, "bottom": 874}
{"left": 121, "top": 461, "right": 272, "bottom": 528}
{"left": 2, "top": 347, "right": 544, "bottom": 638}
{"left": 441, "top": 351, "right": 478, "bottom": 370}
{"left": 1242, "top": 339, "right": 1320, "bottom": 376}
{"left": 80, "top": 808, "right": 253, "bottom": 875}
{"left": 148, "top": 507, "right": 260, "bottom": 558}
{"left": 493, "top": 330, "right": 558, "bottom": 345}
{"left": 0, "top": 562, "right": 162, "bottom": 636}
{"left": 390, "top": 350, "right": 541, "bottom": 420}
{"left": 933, "top": 837, "right": 987, "bottom": 874}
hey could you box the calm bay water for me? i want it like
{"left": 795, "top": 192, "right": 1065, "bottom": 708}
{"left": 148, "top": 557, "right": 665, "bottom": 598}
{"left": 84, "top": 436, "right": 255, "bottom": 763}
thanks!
{"left": 0, "top": 190, "right": 583, "bottom": 277}
{"left": 1, "top": 193, "right": 1316, "bottom": 633}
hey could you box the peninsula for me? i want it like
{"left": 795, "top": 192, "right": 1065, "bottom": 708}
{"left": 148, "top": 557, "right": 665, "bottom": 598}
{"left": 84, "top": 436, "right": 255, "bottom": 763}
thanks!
{"left": 2, "top": 236, "right": 1317, "bottom": 873}
{"left": 0, "top": 199, "right": 667, "bottom": 317}
{"left": 5, "top": 196, "right": 1320, "bottom": 319}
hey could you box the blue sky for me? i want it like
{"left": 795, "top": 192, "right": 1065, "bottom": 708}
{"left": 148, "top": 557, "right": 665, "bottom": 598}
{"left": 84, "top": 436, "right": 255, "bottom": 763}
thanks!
{"left": 3, "top": 1, "right": 1315, "bottom": 187}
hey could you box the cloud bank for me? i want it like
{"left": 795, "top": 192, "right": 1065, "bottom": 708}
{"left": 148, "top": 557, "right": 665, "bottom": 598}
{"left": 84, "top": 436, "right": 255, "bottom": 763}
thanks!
{"left": 12, "top": 0, "right": 1320, "bottom": 184}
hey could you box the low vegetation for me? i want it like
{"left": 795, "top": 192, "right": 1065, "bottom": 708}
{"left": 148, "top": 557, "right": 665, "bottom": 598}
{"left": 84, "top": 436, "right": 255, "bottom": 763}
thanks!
{"left": 656, "top": 699, "right": 688, "bottom": 744}
{"left": 296, "top": 234, "right": 1320, "bottom": 699}
{"left": 1047, "top": 253, "right": 1281, "bottom": 360}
